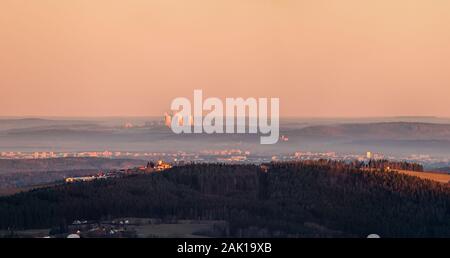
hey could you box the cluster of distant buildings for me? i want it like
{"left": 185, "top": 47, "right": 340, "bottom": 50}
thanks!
{"left": 50, "top": 219, "right": 139, "bottom": 238}
{"left": 0, "top": 150, "right": 198, "bottom": 160}
{"left": 164, "top": 112, "right": 194, "bottom": 128}
{"left": 64, "top": 160, "right": 172, "bottom": 183}
{"left": 1, "top": 149, "right": 449, "bottom": 168}
{"left": 0, "top": 151, "right": 115, "bottom": 159}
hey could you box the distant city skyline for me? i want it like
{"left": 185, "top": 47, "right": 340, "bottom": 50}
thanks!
{"left": 1, "top": 1, "right": 450, "bottom": 117}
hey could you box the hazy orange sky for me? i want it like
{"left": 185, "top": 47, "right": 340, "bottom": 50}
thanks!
{"left": 1, "top": 0, "right": 450, "bottom": 117}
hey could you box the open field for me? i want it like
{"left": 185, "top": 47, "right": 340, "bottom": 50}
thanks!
{"left": 0, "top": 228, "right": 50, "bottom": 238}
{"left": 132, "top": 220, "right": 226, "bottom": 238}
{"left": 396, "top": 170, "right": 450, "bottom": 184}
{"left": 0, "top": 182, "right": 62, "bottom": 196}
{"left": 0, "top": 188, "right": 22, "bottom": 196}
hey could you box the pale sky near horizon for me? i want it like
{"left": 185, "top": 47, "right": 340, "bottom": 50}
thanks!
{"left": 1, "top": 0, "right": 450, "bottom": 117}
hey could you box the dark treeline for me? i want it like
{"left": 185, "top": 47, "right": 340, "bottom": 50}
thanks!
{"left": 364, "top": 159, "right": 424, "bottom": 171}
{"left": 0, "top": 160, "right": 448, "bottom": 237}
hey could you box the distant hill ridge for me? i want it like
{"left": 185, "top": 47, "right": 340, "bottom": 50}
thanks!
{"left": 295, "top": 122, "right": 450, "bottom": 139}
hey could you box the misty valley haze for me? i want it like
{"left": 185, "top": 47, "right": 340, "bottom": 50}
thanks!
{"left": 1, "top": 117, "right": 450, "bottom": 161}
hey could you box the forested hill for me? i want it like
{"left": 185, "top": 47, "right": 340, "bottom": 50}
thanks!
{"left": 0, "top": 161, "right": 449, "bottom": 237}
